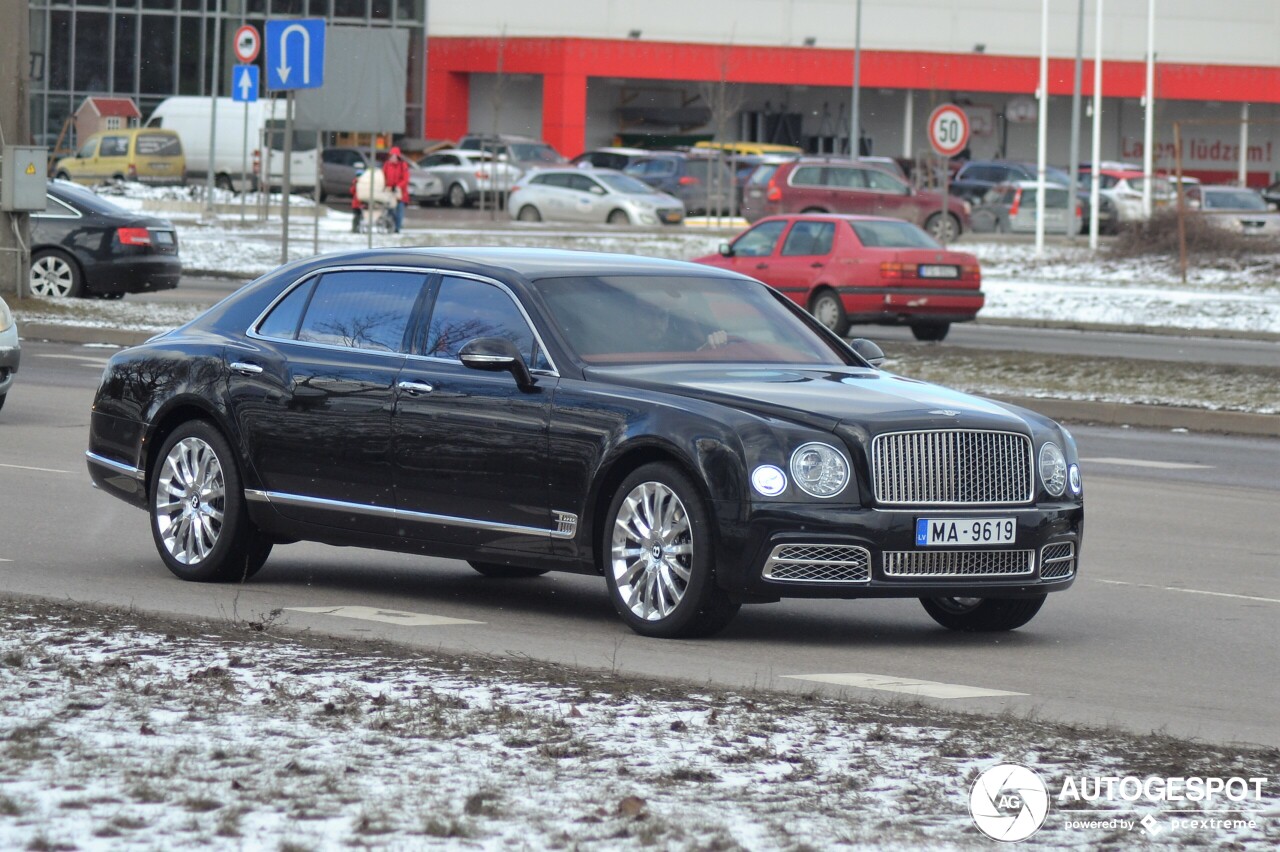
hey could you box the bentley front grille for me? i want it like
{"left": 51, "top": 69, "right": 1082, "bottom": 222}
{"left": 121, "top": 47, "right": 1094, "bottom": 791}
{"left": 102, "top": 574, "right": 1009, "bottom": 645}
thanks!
{"left": 763, "top": 544, "right": 871, "bottom": 583}
{"left": 883, "top": 550, "right": 1034, "bottom": 578}
{"left": 1040, "top": 542, "right": 1076, "bottom": 579}
{"left": 871, "top": 429, "right": 1033, "bottom": 505}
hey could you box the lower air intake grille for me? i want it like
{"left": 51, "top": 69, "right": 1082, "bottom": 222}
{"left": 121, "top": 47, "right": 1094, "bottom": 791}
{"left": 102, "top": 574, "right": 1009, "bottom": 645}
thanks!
{"left": 1040, "top": 542, "right": 1076, "bottom": 579}
{"left": 763, "top": 544, "right": 871, "bottom": 583}
{"left": 883, "top": 550, "right": 1034, "bottom": 577}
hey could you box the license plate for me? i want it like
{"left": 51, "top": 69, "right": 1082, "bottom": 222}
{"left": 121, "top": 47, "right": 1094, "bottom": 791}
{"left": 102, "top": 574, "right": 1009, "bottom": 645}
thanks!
{"left": 919, "top": 264, "right": 958, "bottom": 279}
{"left": 149, "top": 162, "right": 171, "bottom": 170}
{"left": 916, "top": 517, "right": 1016, "bottom": 547}
{"left": 663, "top": 211, "right": 682, "bottom": 223}
{"left": 152, "top": 231, "right": 174, "bottom": 245}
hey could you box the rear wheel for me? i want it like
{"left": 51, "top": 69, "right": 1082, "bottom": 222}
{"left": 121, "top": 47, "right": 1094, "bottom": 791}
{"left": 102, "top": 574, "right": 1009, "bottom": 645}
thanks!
{"left": 215, "top": 173, "right": 234, "bottom": 193}
{"left": 809, "top": 289, "right": 849, "bottom": 337}
{"left": 30, "top": 250, "right": 82, "bottom": 298}
{"left": 920, "top": 595, "right": 1047, "bottom": 632}
{"left": 448, "top": 183, "right": 469, "bottom": 208}
{"left": 517, "top": 205, "right": 542, "bottom": 222}
{"left": 603, "top": 462, "right": 739, "bottom": 638}
{"left": 925, "top": 212, "right": 961, "bottom": 242}
{"left": 149, "top": 421, "right": 272, "bottom": 583}
{"left": 468, "top": 561, "right": 548, "bottom": 579}
{"left": 0, "top": 394, "right": 6, "bottom": 413}
{"left": 607, "top": 209, "right": 631, "bottom": 225}
{"left": 910, "top": 322, "right": 951, "bottom": 342}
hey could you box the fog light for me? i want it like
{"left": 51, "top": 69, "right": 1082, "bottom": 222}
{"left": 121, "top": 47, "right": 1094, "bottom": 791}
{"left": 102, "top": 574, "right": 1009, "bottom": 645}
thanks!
{"left": 751, "top": 465, "right": 787, "bottom": 497}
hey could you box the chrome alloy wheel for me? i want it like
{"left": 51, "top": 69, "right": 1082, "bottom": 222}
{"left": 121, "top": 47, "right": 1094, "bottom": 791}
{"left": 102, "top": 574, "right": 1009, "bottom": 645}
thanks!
{"left": 610, "top": 481, "right": 693, "bottom": 621}
{"left": 30, "top": 254, "right": 76, "bottom": 298}
{"left": 154, "top": 437, "right": 226, "bottom": 565}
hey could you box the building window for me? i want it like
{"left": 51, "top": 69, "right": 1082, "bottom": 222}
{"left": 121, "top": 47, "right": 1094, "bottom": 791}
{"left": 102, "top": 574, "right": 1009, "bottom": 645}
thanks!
{"left": 105, "top": 116, "right": 122, "bottom": 129}
{"left": 113, "top": 14, "right": 138, "bottom": 94}
{"left": 74, "top": 12, "right": 110, "bottom": 91}
{"left": 140, "top": 16, "right": 176, "bottom": 94}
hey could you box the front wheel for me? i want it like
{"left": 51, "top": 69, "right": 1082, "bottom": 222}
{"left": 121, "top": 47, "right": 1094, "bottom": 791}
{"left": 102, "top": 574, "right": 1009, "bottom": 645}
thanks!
{"left": 925, "top": 212, "right": 961, "bottom": 242}
{"left": 606, "top": 209, "right": 631, "bottom": 225}
{"left": 809, "top": 289, "right": 849, "bottom": 337}
{"left": 910, "top": 322, "right": 951, "bottom": 342}
{"left": 603, "top": 463, "right": 739, "bottom": 638}
{"left": 919, "top": 595, "right": 1046, "bottom": 632}
{"left": 149, "top": 421, "right": 272, "bottom": 583}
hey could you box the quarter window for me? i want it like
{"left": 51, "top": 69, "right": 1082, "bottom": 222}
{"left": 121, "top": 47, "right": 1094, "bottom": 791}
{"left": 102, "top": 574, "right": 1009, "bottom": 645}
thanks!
{"left": 422, "top": 276, "right": 538, "bottom": 366}
{"left": 863, "top": 168, "right": 907, "bottom": 193}
{"left": 293, "top": 271, "right": 426, "bottom": 352}
{"left": 256, "top": 279, "right": 316, "bottom": 340}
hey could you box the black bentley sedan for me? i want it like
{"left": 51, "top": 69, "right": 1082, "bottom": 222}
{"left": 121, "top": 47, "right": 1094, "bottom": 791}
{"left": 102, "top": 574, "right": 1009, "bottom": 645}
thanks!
{"left": 86, "top": 248, "right": 1083, "bottom": 638}
{"left": 30, "top": 181, "right": 181, "bottom": 299}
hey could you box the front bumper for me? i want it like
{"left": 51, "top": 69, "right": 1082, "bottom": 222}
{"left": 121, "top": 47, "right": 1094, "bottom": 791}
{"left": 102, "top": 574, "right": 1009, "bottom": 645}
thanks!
{"left": 0, "top": 332, "right": 18, "bottom": 396}
{"left": 85, "top": 256, "right": 182, "bottom": 295}
{"left": 717, "top": 501, "right": 1083, "bottom": 600}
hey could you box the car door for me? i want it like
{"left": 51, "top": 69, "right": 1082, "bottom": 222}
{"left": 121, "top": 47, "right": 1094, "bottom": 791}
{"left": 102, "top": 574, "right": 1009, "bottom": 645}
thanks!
{"left": 567, "top": 173, "right": 608, "bottom": 221}
{"left": 225, "top": 268, "right": 428, "bottom": 533}
{"left": 862, "top": 167, "right": 915, "bottom": 222}
{"left": 723, "top": 219, "right": 788, "bottom": 281}
{"left": 391, "top": 273, "right": 556, "bottom": 551}
{"left": 770, "top": 220, "right": 837, "bottom": 300}
{"left": 823, "top": 166, "right": 876, "bottom": 215}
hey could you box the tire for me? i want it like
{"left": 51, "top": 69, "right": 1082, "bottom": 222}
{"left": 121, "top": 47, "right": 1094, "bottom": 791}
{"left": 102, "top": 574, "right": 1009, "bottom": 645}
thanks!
{"left": 468, "top": 561, "right": 549, "bottom": 579}
{"left": 215, "top": 173, "right": 234, "bottom": 193}
{"left": 602, "top": 462, "right": 740, "bottom": 638}
{"left": 919, "top": 595, "right": 1047, "bottom": 632}
{"left": 29, "top": 249, "right": 83, "bottom": 298}
{"left": 925, "top": 212, "right": 961, "bottom": 242}
{"left": 517, "top": 205, "right": 542, "bottom": 222}
{"left": 607, "top": 209, "right": 631, "bottom": 225}
{"left": 54, "top": 171, "right": 70, "bottom": 181}
{"left": 809, "top": 289, "right": 850, "bottom": 337}
{"left": 149, "top": 420, "right": 272, "bottom": 583}
{"left": 448, "top": 183, "right": 469, "bottom": 209}
{"left": 910, "top": 322, "right": 951, "bottom": 342}
{"left": 98, "top": 292, "right": 124, "bottom": 301}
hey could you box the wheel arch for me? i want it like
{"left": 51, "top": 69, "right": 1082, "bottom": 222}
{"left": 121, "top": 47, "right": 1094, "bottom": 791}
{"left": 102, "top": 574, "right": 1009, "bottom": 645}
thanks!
{"left": 142, "top": 396, "right": 246, "bottom": 498}
{"left": 30, "top": 247, "right": 87, "bottom": 295}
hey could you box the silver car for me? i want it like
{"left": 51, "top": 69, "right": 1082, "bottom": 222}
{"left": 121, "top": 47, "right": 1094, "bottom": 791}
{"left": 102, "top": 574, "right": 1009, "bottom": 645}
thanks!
{"left": 1187, "top": 185, "right": 1280, "bottom": 236}
{"left": 417, "top": 149, "right": 520, "bottom": 208}
{"left": 971, "top": 181, "right": 1079, "bottom": 234}
{"left": 507, "top": 168, "right": 685, "bottom": 226}
{"left": 0, "top": 295, "right": 19, "bottom": 413}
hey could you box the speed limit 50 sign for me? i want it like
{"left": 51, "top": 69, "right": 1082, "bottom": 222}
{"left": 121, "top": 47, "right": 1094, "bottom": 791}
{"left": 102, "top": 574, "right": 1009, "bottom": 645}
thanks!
{"left": 928, "top": 104, "right": 970, "bottom": 157}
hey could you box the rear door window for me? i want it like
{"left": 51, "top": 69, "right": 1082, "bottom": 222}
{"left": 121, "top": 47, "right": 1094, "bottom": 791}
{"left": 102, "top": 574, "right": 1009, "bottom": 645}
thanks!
{"left": 781, "top": 221, "right": 836, "bottom": 256}
{"left": 790, "top": 166, "right": 824, "bottom": 187}
{"left": 136, "top": 133, "right": 182, "bottom": 156}
{"left": 99, "top": 136, "right": 130, "bottom": 157}
{"left": 294, "top": 271, "right": 427, "bottom": 353}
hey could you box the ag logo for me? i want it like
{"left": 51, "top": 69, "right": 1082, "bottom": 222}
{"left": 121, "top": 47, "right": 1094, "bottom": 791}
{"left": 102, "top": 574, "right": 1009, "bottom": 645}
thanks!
{"left": 969, "top": 763, "right": 1049, "bottom": 842}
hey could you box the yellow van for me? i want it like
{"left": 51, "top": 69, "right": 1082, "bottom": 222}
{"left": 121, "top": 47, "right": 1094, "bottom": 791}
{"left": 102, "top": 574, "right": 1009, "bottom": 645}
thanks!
{"left": 693, "top": 141, "right": 804, "bottom": 157}
{"left": 54, "top": 128, "right": 186, "bottom": 186}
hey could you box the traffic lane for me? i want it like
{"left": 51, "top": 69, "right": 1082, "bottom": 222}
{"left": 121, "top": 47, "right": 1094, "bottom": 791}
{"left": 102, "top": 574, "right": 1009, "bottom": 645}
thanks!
{"left": 5, "top": 341, "right": 118, "bottom": 392}
{"left": 125, "top": 274, "right": 247, "bottom": 304}
{"left": 4, "top": 386, "right": 1277, "bottom": 747}
{"left": 867, "top": 322, "right": 1280, "bottom": 368}
{"left": 1071, "top": 424, "right": 1280, "bottom": 492}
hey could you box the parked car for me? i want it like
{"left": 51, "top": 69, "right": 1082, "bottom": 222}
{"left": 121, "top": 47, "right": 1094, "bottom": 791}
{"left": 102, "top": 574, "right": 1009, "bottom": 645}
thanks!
{"left": 29, "top": 181, "right": 181, "bottom": 299}
{"left": 624, "top": 152, "right": 738, "bottom": 216}
{"left": 457, "top": 133, "right": 566, "bottom": 177}
{"left": 319, "top": 147, "right": 367, "bottom": 200}
{"left": 417, "top": 148, "right": 520, "bottom": 208}
{"left": 1260, "top": 180, "right": 1280, "bottom": 210}
{"left": 570, "top": 147, "right": 653, "bottom": 172}
{"left": 508, "top": 168, "right": 684, "bottom": 225}
{"left": 970, "top": 181, "right": 1081, "bottom": 235}
{"left": 85, "top": 246, "right": 1082, "bottom": 638}
{"left": 53, "top": 128, "right": 185, "bottom": 187}
{"left": 947, "top": 161, "right": 1070, "bottom": 204}
{"left": 741, "top": 157, "right": 971, "bottom": 241}
{"left": 0, "top": 295, "right": 17, "bottom": 413}
{"left": 1185, "top": 185, "right": 1280, "bottom": 236}
{"left": 694, "top": 213, "right": 981, "bottom": 341}
{"left": 1084, "top": 169, "right": 1175, "bottom": 224}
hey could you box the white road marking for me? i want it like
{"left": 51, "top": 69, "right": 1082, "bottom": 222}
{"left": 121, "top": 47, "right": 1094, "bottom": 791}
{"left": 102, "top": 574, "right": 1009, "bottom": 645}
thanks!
{"left": 0, "top": 462, "right": 69, "bottom": 474}
{"left": 285, "top": 605, "right": 483, "bottom": 627}
{"left": 35, "top": 353, "right": 112, "bottom": 367}
{"left": 1082, "top": 457, "right": 1212, "bottom": 470}
{"left": 1097, "top": 579, "right": 1280, "bottom": 605}
{"left": 780, "top": 673, "right": 1026, "bottom": 699}
{"left": 0, "top": 558, "right": 10, "bottom": 563}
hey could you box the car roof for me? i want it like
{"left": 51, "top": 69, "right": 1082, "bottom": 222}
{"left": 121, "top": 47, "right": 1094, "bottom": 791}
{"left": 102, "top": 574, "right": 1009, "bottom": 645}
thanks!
{"left": 578, "top": 147, "right": 650, "bottom": 156}
{"left": 1100, "top": 169, "right": 1147, "bottom": 178}
{"left": 756, "top": 213, "right": 920, "bottom": 224}
{"left": 342, "top": 247, "right": 736, "bottom": 281}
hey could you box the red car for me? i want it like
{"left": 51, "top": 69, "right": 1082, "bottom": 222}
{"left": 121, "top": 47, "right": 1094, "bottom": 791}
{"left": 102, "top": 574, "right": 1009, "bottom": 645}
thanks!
{"left": 694, "top": 214, "right": 983, "bottom": 341}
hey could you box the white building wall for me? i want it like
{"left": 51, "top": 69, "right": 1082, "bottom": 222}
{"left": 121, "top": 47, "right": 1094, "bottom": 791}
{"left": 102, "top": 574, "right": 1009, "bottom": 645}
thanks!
{"left": 430, "top": 0, "right": 1280, "bottom": 67}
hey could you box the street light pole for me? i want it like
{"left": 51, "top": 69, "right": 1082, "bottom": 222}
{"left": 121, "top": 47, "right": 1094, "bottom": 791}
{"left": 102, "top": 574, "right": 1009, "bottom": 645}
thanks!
{"left": 1089, "top": 0, "right": 1104, "bottom": 251}
{"left": 1067, "top": 0, "right": 1084, "bottom": 237}
{"left": 1142, "top": 0, "right": 1155, "bottom": 217}
{"left": 1035, "top": 0, "right": 1049, "bottom": 256}
{"left": 850, "top": 0, "right": 862, "bottom": 157}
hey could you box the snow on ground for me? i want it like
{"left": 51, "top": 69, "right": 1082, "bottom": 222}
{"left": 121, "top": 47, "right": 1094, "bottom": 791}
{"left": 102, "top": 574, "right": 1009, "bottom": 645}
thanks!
{"left": 0, "top": 600, "right": 1276, "bottom": 851}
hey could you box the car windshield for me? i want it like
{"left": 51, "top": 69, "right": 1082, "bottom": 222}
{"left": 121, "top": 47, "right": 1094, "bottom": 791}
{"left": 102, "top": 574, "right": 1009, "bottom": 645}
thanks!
{"left": 532, "top": 275, "right": 851, "bottom": 366}
{"left": 597, "top": 173, "right": 657, "bottom": 194}
{"left": 1127, "top": 177, "right": 1173, "bottom": 196}
{"left": 850, "top": 220, "right": 941, "bottom": 248}
{"left": 510, "top": 143, "right": 564, "bottom": 164}
{"left": 1202, "top": 189, "right": 1268, "bottom": 211}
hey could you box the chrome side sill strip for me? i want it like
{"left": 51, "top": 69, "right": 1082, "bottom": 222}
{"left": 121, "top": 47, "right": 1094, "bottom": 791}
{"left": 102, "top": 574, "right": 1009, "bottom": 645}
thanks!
{"left": 85, "top": 451, "right": 145, "bottom": 482}
{"left": 244, "top": 489, "right": 574, "bottom": 539}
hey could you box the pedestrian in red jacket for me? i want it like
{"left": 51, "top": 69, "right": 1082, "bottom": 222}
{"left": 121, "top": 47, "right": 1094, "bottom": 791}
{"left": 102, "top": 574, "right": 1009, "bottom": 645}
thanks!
{"left": 382, "top": 147, "right": 411, "bottom": 233}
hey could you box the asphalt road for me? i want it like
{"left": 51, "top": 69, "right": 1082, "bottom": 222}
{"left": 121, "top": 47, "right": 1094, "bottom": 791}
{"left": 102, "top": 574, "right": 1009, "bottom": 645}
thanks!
{"left": 2, "top": 342, "right": 1278, "bottom": 748}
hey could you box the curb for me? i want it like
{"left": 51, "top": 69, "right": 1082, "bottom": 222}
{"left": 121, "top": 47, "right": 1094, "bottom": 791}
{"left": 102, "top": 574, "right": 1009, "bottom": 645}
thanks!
{"left": 18, "top": 322, "right": 1280, "bottom": 439}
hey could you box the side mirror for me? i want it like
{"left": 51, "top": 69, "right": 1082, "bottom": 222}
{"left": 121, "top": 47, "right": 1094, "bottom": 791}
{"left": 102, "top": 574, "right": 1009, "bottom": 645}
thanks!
{"left": 718, "top": 242, "right": 734, "bottom": 257}
{"left": 459, "top": 337, "right": 537, "bottom": 391}
{"left": 849, "top": 338, "right": 886, "bottom": 368}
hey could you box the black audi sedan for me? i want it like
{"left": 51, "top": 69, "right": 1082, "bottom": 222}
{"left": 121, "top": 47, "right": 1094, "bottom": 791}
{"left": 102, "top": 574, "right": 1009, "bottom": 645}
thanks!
{"left": 30, "top": 181, "right": 181, "bottom": 299}
{"left": 86, "top": 248, "right": 1083, "bottom": 638}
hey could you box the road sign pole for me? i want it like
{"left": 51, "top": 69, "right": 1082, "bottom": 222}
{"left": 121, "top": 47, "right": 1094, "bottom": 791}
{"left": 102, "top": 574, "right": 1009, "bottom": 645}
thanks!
{"left": 941, "top": 153, "right": 950, "bottom": 244}
{"left": 206, "top": 3, "right": 223, "bottom": 214}
{"left": 240, "top": 100, "right": 249, "bottom": 223}
{"left": 281, "top": 90, "right": 293, "bottom": 264}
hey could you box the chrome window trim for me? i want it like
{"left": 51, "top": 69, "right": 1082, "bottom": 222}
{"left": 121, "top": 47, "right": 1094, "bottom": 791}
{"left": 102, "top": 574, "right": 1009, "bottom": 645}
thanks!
{"left": 244, "top": 489, "right": 574, "bottom": 540}
{"left": 246, "top": 264, "right": 560, "bottom": 377}
{"left": 33, "top": 196, "right": 83, "bottom": 219}
{"left": 85, "top": 450, "right": 144, "bottom": 481}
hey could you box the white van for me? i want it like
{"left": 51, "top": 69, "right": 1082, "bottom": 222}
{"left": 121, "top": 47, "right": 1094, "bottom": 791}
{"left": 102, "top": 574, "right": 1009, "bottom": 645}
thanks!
{"left": 146, "top": 96, "right": 318, "bottom": 193}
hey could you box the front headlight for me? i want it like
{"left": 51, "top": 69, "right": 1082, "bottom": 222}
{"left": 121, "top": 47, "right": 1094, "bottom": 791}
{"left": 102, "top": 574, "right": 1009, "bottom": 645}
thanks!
{"left": 1039, "top": 442, "right": 1067, "bottom": 497}
{"left": 0, "top": 298, "right": 13, "bottom": 333}
{"left": 790, "top": 442, "right": 849, "bottom": 498}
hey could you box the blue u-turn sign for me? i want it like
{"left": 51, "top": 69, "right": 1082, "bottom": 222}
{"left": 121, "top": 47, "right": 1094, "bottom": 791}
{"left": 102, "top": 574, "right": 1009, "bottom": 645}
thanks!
{"left": 265, "top": 19, "right": 326, "bottom": 91}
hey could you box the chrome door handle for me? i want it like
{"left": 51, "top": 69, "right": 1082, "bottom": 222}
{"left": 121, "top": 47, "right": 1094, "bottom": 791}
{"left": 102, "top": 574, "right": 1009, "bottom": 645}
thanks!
{"left": 397, "top": 380, "right": 435, "bottom": 396}
{"left": 229, "top": 361, "right": 263, "bottom": 375}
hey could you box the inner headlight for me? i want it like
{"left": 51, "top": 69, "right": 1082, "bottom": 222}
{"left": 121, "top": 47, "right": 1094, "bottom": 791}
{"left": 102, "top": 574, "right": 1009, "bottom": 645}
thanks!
{"left": 1039, "top": 442, "right": 1067, "bottom": 497}
{"left": 0, "top": 298, "right": 12, "bottom": 333}
{"left": 789, "top": 442, "right": 849, "bottom": 498}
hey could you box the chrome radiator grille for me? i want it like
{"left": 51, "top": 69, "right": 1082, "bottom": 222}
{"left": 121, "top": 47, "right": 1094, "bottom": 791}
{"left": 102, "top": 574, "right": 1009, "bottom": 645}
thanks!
{"left": 1040, "top": 542, "right": 1076, "bottom": 579}
{"left": 763, "top": 544, "right": 871, "bottom": 583}
{"left": 883, "top": 550, "right": 1034, "bottom": 577}
{"left": 871, "top": 430, "right": 1033, "bottom": 505}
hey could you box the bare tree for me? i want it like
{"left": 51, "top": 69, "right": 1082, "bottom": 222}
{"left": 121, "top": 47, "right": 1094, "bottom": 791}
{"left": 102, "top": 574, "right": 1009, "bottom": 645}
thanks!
{"left": 482, "top": 26, "right": 510, "bottom": 219}
{"left": 698, "top": 39, "right": 747, "bottom": 225}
